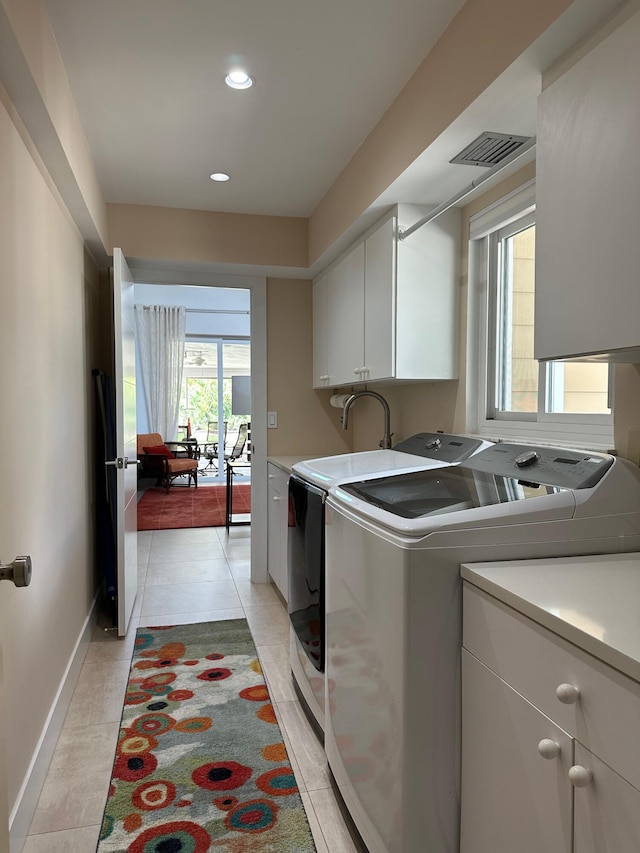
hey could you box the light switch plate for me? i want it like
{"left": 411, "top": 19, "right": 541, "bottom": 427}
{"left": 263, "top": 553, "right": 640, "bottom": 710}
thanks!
{"left": 267, "top": 411, "right": 278, "bottom": 428}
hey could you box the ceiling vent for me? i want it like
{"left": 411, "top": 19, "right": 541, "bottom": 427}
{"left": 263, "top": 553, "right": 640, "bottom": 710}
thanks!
{"left": 450, "top": 132, "right": 531, "bottom": 167}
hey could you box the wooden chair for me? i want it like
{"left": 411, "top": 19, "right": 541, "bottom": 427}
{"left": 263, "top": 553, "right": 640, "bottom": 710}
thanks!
{"left": 137, "top": 432, "right": 199, "bottom": 493}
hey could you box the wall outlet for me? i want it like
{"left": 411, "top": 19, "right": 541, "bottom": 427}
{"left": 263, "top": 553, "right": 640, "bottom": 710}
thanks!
{"left": 267, "top": 411, "right": 278, "bottom": 428}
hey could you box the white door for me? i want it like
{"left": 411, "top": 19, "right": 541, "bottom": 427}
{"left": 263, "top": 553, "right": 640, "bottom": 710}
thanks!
{"left": 0, "top": 649, "right": 9, "bottom": 852}
{"left": 112, "top": 249, "right": 138, "bottom": 636}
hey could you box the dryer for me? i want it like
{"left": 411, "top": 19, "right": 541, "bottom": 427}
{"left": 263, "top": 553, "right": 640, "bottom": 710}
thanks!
{"left": 287, "top": 433, "right": 493, "bottom": 736}
{"left": 324, "top": 442, "right": 640, "bottom": 853}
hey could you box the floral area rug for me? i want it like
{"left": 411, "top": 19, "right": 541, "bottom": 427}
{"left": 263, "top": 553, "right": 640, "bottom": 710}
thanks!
{"left": 97, "top": 619, "right": 316, "bottom": 852}
{"left": 137, "top": 484, "right": 251, "bottom": 531}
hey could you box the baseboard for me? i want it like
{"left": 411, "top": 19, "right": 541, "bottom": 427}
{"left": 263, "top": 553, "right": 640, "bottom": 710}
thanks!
{"left": 9, "top": 593, "right": 99, "bottom": 853}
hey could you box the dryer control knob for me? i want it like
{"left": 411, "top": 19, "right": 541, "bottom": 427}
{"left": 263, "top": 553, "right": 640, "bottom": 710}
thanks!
{"left": 515, "top": 450, "right": 540, "bottom": 467}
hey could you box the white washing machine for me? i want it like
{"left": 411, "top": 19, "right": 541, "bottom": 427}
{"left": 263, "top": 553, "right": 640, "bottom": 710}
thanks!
{"left": 324, "top": 442, "right": 640, "bottom": 853}
{"left": 287, "top": 433, "right": 493, "bottom": 737}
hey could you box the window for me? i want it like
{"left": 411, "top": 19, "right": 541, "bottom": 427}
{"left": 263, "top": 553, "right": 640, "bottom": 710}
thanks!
{"left": 179, "top": 338, "right": 251, "bottom": 478}
{"left": 469, "top": 181, "right": 613, "bottom": 449}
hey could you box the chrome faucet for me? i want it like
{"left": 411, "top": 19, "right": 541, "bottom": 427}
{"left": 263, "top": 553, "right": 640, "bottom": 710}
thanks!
{"left": 341, "top": 390, "right": 392, "bottom": 449}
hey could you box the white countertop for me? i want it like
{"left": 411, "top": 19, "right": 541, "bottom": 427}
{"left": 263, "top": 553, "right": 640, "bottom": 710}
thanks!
{"left": 267, "top": 455, "right": 319, "bottom": 474}
{"left": 461, "top": 553, "right": 640, "bottom": 683}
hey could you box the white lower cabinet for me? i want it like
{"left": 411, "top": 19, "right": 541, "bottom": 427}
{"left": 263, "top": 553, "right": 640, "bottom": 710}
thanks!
{"left": 461, "top": 649, "right": 573, "bottom": 852}
{"left": 461, "top": 583, "right": 640, "bottom": 853}
{"left": 573, "top": 743, "right": 640, "bottom": 853}
{"left": 266, "top": 462, "right": 289, "bottom": 600}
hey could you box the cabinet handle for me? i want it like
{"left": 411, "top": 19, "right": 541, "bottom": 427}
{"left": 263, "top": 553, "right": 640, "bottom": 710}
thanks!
{"left": 360, "top": 365, "right": 368, "bottom": 374}
{"left": 354, "top": 368, "right": 362, "bottom": 375}
{"left": 568, "top": 765, "right": 593, "bottom": 787}
{"left": 268, "top": 474, "right": 276, "bottom": 479}
{"left": 537, "top": 739, "right": 561, "bottom": 759}
{"left": 272, "top": 496, "right": 281, "bottom": 501}
{"left": 556, "top": 683, "right": 580, "bottom": 704}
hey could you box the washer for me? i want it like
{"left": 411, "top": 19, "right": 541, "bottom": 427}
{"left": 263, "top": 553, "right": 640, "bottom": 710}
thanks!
{"left": 287, "top": 433, "right": 493, "bottom": 737}
{"left": 324, "top": 442, "right": 640, "bottom": 853}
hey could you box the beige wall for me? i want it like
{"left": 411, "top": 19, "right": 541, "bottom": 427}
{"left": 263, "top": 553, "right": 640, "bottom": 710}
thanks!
{"left": 108, "top": 204, "right": 308, "bottom": 270}
{"left": 614, "top": 365, "right": 640, "bottom": 464}
{"left": 0, "top": 83, "right": 101, "bottom": 813}
{"left": 1, "top": 0, "right": 109, "bottom": 253}
{"left": 266, "top": 279, "right": 351, "bottom": 456}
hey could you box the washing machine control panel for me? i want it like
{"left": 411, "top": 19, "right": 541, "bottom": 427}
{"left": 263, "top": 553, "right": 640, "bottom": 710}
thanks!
{"left": 465, "top": 443, "right": 613, "bottom": 489}
{"left": 394, "top": 433, "right": 486, "bottom": 464}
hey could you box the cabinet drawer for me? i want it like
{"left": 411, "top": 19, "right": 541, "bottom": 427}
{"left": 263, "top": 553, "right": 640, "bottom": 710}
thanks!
{"left": 463, "top": 583, "right": 640, "bottom": 790}
{"left": 267, "top": 463, "right": 288, "bottom": 495}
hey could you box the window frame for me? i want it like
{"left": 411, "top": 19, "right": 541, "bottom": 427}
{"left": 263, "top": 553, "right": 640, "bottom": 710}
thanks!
{"left": 468, "top": 180, "right": 614, "bottom": 451}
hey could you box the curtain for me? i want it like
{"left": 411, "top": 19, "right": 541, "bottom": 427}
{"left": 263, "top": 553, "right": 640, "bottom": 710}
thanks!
{"left": 135, "top": 305, "right": 186, "bottom": 439}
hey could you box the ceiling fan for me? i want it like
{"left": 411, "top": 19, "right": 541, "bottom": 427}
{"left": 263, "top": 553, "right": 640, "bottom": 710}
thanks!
{"left": 185, "top": 349, "right": 206, "bottom": 366}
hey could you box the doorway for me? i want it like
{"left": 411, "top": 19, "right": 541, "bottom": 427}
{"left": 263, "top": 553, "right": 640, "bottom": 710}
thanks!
{"left": 131, "top": 270, "right": 268, "bottom": 585}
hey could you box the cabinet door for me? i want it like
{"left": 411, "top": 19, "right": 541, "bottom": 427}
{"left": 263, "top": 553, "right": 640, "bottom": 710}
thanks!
{"left": 266, "top": 464, "right": 288, "bottom": 600}
{"left": 312, "top": 274, "right": 329, "bottom": 388}
{"left": 535, "top": 10, "right": 640, "bottom": 360}
{"left": 327, "top": 242, "right": 365, "bottom": 386}
{"left": 364, "top": 216, "right": 395, "bottom": 381}
{"left": 395, "top": 205, "right": 459, "bottom": 379}
{"left": 461, "top": 649, "right": 573, "bottom": 853}
{"left": 573, "top": 743, "right": 640, "bottom": 853}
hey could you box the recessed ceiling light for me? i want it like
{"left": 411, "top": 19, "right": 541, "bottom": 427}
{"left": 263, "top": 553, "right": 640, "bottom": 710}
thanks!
{"left": 210, "top": 172, "right": 230, "bottom": 182}
{"left": 225, "top": 70, "right": 253, "bottom": 90}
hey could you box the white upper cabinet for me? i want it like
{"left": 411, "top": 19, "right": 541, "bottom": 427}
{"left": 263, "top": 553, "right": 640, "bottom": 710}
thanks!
{"left": 312, "top": 272, "right": 330, "bottom": 387}
{"left": 313, "top": 204, "right": 460, "bottom": 389}
{"left": 327, "top": 242, "right": 366, "bottom": 387}
{"left": 362, "top": 216, "right": 395, "bottom": 382}
{"left": 535, "top": 10, "right": 640, "bottom": 362}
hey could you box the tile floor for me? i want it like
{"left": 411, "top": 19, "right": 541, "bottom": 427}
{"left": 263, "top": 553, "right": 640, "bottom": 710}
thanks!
{"left": 23, "top": 525, "right": 360, "bottom": 853}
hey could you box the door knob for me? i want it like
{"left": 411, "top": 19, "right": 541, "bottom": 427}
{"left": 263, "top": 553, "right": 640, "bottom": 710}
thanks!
{"left": 105, "top": 457, "right": 141, "bottom": 469}
{"left": 0, "top": 555, "right": 32, "bottom": 587}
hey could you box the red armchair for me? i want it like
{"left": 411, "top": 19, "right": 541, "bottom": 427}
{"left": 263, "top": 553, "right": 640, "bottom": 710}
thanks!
{"left": 137, "top": 432, "right": 199, "bottom": 493}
